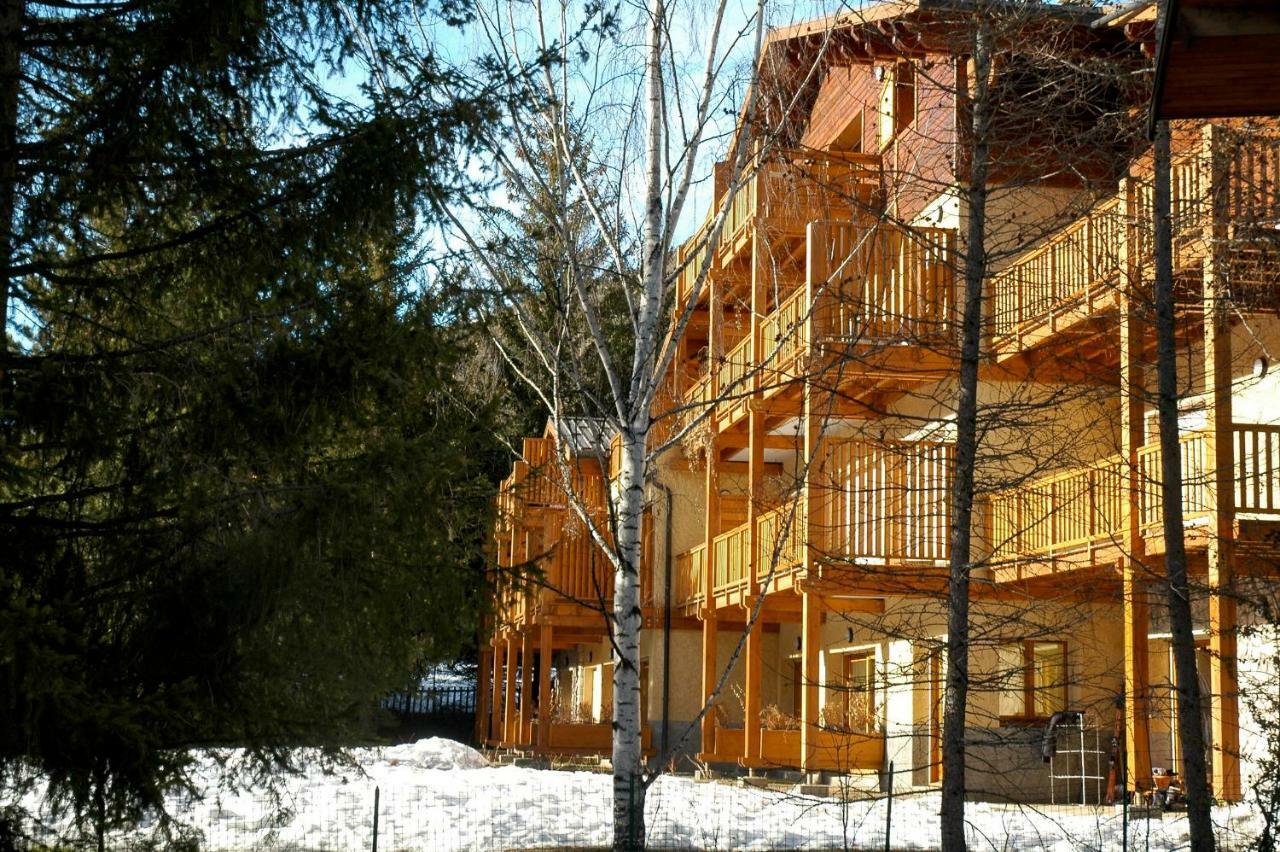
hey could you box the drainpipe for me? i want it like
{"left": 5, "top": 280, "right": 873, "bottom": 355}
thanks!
{"left": 658, "top": 480, "right": 674, "bottom": 760}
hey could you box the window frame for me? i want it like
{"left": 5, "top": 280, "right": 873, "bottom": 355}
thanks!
{"left": 997, "top": 640, "right": 1068, "bottom": 724}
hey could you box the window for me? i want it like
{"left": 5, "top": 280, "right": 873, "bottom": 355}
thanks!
{"left": 998, "top": 641, "right": 1067, "bottom": 721}
{"left": 878, "top": 62, "right": 916, "bottom": 150}
{"left": 841, "top": 651, "right": 878, "bottom": 731}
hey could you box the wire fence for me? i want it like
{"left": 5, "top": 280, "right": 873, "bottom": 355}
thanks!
{"left": 9, "top": 766, "right": 1265, "bottom": 852}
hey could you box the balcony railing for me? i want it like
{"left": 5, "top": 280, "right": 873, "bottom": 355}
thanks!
{"left": 712, "top": 521, "right": 751, "bottom": 593}
{"left": 717, "top": 336, "right": 753, "bottom": 417}
{"left": 721, "top": 154, "right": 881, "bottom": 251}
{"left": 992, "top": 127, "right": 1280, "bottom": 345}
{"left": 760, "top": 286, "right": 809, "bottom": 385}
{"left": 674, "top": 213, "right": 715, "bottom": 309}
{"left": 990, "top": 424, "right": 1280, "bottom": 562}
{"left": 674, "top": 543, "right": 706, "bottom": 607}
{"left": 991, "top": 196, "right": 1125, "bottom": 340}
{"left": 812, "top": 224, "right": 956, "bottom": 344}
{"left": 551, "top": 518, "right": 615, "bottom": 605}
{"left": 816, "top": 439, "right": 953, "bottom": 565}
{"left": 756, "top": 504, "right": 806, "bottom": 583}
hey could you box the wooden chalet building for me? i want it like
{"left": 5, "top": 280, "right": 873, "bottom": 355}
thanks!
{"left": 479, "top": 0, "right": 1280, "bottom": 804}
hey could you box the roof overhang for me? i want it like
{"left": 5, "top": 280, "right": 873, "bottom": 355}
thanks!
{"left": 1150, "top": 0, "right": 1280, "bottom": 129}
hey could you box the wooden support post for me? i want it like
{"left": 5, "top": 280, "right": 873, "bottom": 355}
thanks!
{"left": 538, "top": 622, "right": 553, "bottom": 753}
{"left": 503, "top": 635, "right": 517, "bottom": 745}
{"left": 800, "top": 591, "right": 822, "bottom": 775}
{"left": 1202, "top": 125, "right": 1241, "bottom": 799}
{"left": 490, "top": 640, "right": 503, "bottom": 745}
{"left": 743, "top": 613, "right": 764, "bottom": 765}
{"left": 519, "top": 630, "right": 533, "bottom": 747}
{"left": 744, "top": 228, "right": 767, "bottom": 764}
{"left": 1119, "top": 182, "right": 1153, "bottom": 795}
{"left": 700, "top": 429, "right": 721, "bottom": 759}
{"left": 800, "top": 364, "right": 826, "bottom": 776}
{"left": 476, "top": 641, "right": 492, "bottom": 745}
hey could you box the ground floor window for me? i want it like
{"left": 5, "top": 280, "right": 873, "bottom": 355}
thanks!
{"left": 822, "top": 650, "right": 879, "bottom": 732}
{"left": 997, "top": 640, "right": 1067, "bottom": 722}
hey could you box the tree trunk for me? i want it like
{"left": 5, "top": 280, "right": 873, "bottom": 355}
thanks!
{"left": 1151, "top": 120, "right": 1215, "bottom": 851}
{"left": 609, "top": 0, "right": 666, "bottom": 843}
{"left": 940, "top": 18, "right": 991, "bottom": 852}
{"left": 612, "top": 429, "right": 647, "bottom": 850}
{"left": 0, "top": 0, "right": 23, "bottom": 355}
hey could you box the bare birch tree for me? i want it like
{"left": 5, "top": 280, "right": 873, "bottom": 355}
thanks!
{"left": 449, "top": 0, "right": 780, "bottom": 844}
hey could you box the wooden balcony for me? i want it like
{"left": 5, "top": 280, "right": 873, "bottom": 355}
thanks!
{"left": 990, "top": 424, "right": 1280, "bottom": 570}
{"left": 492, "top": 436, "right": 614, "bottom": 632}
{"left": 676, "top": 439, "right": 953, "bottom": 608}
{"left": 814, "top": 439, "right": 953, "bottom": 569}
{"left": 992, "top": 126, "right": 1280, "bottom": 357}
{"left": 719, "top": 152, "right": 881, "bottom": 263}
{"left": 672, "top": 152, "right": 882, "bottom": 309}
{"left": 709, "top": 723, "right": 885, "bottom": 771}
{"left": 678, "top": 222, "right": 957, "bottom": 428}
{"left": 812, "top": 223, "right": 957, "bottom": 345}
{"left": 755, "top": 505, "right": 806, "bottom": 590}
{"left": 674, "top": 543, "right": 706, "bottom": 614}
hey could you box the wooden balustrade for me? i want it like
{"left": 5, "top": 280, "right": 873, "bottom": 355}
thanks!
{"left": 717, "top": 336, "right": 753, "bottom": 417}
{"left": 712, "top": 521, "right": 751, "bottom": 592}
{"left": 760, "top": 286, "right": 808, "bottom": 384}
{"left": 813, "top": 224, "right": 956, "bottom": 343}
{"left": 817, "top": 439, "right": 953, "bottom": 564}
{"left": 551, "top": 517, "right": 614, "bottom": 605}
{"left": 993, "top": 127, "right": 1280, "bottom": 344}
{"left": 991, "top": 424, "right": 1280, "bottom": 562}
{"left": 1232, "top": 425, "right": 1280, "bottom": 514}
{"left": 674, "top": 543, "right": 706, "bottom": 606}
{"left": 674, "top": 214, "right": 715, "bottom": 309}
{"left": 1137, "top": 430, "right": 1210, "bottom": 528}
{"left": 756, "top": 504, "right": 806, "bottom": 582}
{"left": 991, "top": 197, "right": 1124, "bottom": 339}
{"left": 990, "top": 457, "right": 1126, "bottom": 561}
{"left": 718, "top": 153, "right": 881, "bottom": 252}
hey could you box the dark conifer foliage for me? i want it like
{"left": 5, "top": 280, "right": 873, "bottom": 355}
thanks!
{"left": 0, "top": 0, "right": 496, "bottom": 833}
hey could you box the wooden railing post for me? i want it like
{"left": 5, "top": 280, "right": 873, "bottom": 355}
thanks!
{"left": 489, "top": 639, "right": 503, "bottom": 745}
{"left": 518, "top": 630, "right": 533, "bottom": 746}
{"left": 503, "top": 636, "right": 517, "bottom": 745}
{"left": 537, "top": 622, "right": 553, "bottom": 753}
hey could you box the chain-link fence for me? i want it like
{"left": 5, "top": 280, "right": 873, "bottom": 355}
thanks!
{"left": 8, "top": 765, "right": 1265, "bottom": 851}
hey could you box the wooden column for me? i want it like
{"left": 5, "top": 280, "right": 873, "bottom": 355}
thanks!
{"left": 538, "top": 623, "right": 554, "bottom": 752}
{"left": 700, "top": 430, "right": 721, "bottom": 758}
{"left": 518, "top": 631, "right": 533, "bottom": 747}
{"left": 1202, "top": 124, "right": 1241, "bottom": 800}
{"left": 743, "top": 229, "right": 767, "bottom": 766}
{"left": 800, "top": 366, "right": 826, "bottom": 776}
{"left": 1119, "top": 177, "right": 1153, "bottom": 795}
{"left": 476, "top": 641, "right": 492, "bottom": 744}
{"left": 503, "top": 635, "right": 517, "bottom": 745}
{"left": 801, "top": 591, "right": 822, "bottom": 775}
{"left": 700, "top": 272, "right": 723, "bottom": 761}
{"left": 490, "top": 640, "right": 503, "bottom": 745}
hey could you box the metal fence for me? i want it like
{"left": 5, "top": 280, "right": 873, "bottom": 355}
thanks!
{"left": 8, "top": 769, "right": 1264, "bottom": 851}
{"left": 381, "top": 683, "right": 477, "bottom": 717}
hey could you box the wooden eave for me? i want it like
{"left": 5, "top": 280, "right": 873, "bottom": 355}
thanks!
{"left": 1150, "top": 0, "right": 1280, "bottom": 125}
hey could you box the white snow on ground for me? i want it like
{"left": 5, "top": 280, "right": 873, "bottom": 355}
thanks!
{"left": 11, "top": 738, "right": 1267, "bottom": 850}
